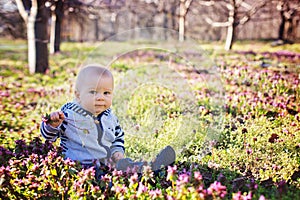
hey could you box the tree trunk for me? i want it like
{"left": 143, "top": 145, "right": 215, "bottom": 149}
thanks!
{"left": 50, "top": 11, "right": 56, "bottom": 54}
{"left": 27, "top": 7, "right": 37, "bottom": 74}
{"left": 35, "top": 0, "right": 49, "bottom": 73}
{"left": 50, "top": 0, "right": 63, "bottom": 54}
{"left": 130, "top": 12, "right": 136, "bottom": 39}
{"left": 278, "top": 7, "right": 285, "bottom": 40}
{"left": 179, "top": 0, "right": 186, "bottom": 42}
{"left": 178, "top": 0, "right": 193, "bottom": 42}
{"left": 16, "top": 0, "right": 37, "bottom": 74}
{"left": 225, "top": 24, "right": 234, "bottom": 51}
{"left": 178, "top": 15, "right": 185, "bottom": 42}
{"left": 94, "top": 18, "right": 99, "bottom": 41}
{"left": 16, "top": 0, "right": 48, "bottom": 74}
{"left": 110, "top": 12, "right": 119, "bottom": 38}
{"left": 163, "top": 11, "right": 168, "bottom": 40}
{"left": 54, "top": 0, "right": 63, "bottom": 52}
{"left": 225, "top": 0, "right": 236, "bottom": 51}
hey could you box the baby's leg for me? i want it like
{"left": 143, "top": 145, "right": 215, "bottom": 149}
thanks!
{"left": 116, "top": 146, "right": 176, "bottom": 173}
{"left": 151, "top": 146, "right": 176, "bottom": 171}
{"left": 116, "top": 158, "right": 147, "bottom": 173}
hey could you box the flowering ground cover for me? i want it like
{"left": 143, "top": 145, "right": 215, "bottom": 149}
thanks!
{"left": 0, "top": 39, "right": 299, "bottom": 199}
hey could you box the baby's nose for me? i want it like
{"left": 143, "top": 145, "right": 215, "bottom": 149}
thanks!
{"left": 96, "top": 93, "right": 104, "bottom": 100}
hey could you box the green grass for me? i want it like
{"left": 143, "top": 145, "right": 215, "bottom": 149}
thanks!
{"left": 0, "top": 38, "right": 299, "bottom": 199}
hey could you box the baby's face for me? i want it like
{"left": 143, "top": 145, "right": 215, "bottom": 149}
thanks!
{"left": 76, "top": 74, "right": 113, "bottom": 115}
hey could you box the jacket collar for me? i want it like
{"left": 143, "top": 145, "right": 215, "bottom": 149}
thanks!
{"left": 62, "top": 102, "right": 111, "bottom": 118}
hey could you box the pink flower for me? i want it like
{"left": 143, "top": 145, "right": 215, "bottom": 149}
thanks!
{"left": 91, "top": 185, "right": 100, "bottom": 193}
{"left": 129, "top": 173, "right": 139, "bottom": 185}
{"left": 137, "top": 182, "right": 148, "bottom": 194}
{"left": 167, "top": 165, "right": 177, "bottom": 181}
{"left": 112, "top": 169, "right": 123, "bottom": 177}
{"left": 233, "top": 191, "right": 252, "bottom": 200}
{"left": 259, "top": 195, "right": 266, "bottom": 200}
{"left": 194, "top": 171, "right": 202, "bottom": 181}
{"left": 167, "top": 165, "right": 177, "bottom": 175}
{"left": 101, "top": 174, "right": 111, "bottom": 183}
{"left": 0, "top": 91, "right": 10, "bottom": 97}
{"left": 233, "top": 191, "right": 242, "bottom": 200}
{"left": 149, "top": 189, "right": 162, "bottom": 198}
{"left": 244, "top": 192, "right": 252, "bottom": 200}
{"left": 176, "top": 173, "right": 189, "bottom": 187}
{"left": 166, "top": 195, "right": 176, "bottom": 200}
{"left": 207, "top": 181, "right": 227, "bottom": 198}
{"left": 114, "top": 184, "right": 127, "bottom": 194}
{"left": 246, "top": 148, "right": 252, "bottom": 155}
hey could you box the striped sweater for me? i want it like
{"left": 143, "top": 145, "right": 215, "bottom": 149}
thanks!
{"left": 40, "top": 102, "right": 125, "bottom": 165}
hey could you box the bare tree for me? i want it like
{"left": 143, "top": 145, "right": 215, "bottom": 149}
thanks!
{"left": 202, "top": 0, "right": 266, "bottom": 50}
{"left": 276, "top": 0, "right": 300, "bottom": 43}
{"left": 16, "top": 0, "right": 49, "bottom": 74}
{"left": 124, "top": 0, "right": 158, "bottom": 40}
{"left": 48, "top": 0, "right": 64, "bottom": 54}
{"left": 154, "top": 0, "right": 177, "bottom": 40}
{"left": 0, "top": 0, "right": 26, "bottom": 39}
{"left": 35, "top": 0, "right": 49, "bottom": 73}
{"left": 14, "top": 0, "right": 92, "bottom": 73}
{"left": 91, "top": 0, "right": 126, "bottom": 40}
{"left": 48, "top": 0, "right": 123, "bottom": 46}
{"left": 47, "top": 0, "right": 89, "bottom": 53}
{"left": 179, "top": 0, "right": 193, "bottom": 41}
{"left": 155, "top": 0, "right": 193, "bottom": 41}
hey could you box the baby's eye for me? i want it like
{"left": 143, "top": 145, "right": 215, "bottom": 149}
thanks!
{"left": 104, "top": 91, "right": 111, "bottom": 95}
{"left": 89, "top": 90, "right": 97, "bottom": 95}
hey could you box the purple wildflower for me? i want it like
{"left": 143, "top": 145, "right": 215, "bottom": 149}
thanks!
{"left": 259, "top": 195, "right": 266, "bottom": 200}
{"left": 207, "top": 181, "right": 227, "bottom": 198}
{"left": 176, "top": 173, "right": 189, "bottom": 187}
{"left": 149, "top": 189, "right": 162, "bottom": 198}
{"left": 167, "top": 165, "right": 177, "bottom": 181}
{"left": 194, "top": 171, "right": 202, "bottom": 182}
{"left": 137, "top": 182, "right": 148, "bottom": 195}
{"left": 129, "top": 173, "right": 139, "bottom": 186}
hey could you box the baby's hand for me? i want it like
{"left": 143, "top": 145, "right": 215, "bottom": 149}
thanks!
{"left": 112, "top": 151, "right": 124, "bottom": 163}
{"left": 42, "top": 111, "right": 65, "bottom": 128}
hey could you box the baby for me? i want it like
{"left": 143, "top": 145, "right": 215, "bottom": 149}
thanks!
{"left": 40, "top": 65, "right": 175, "bottom": 176}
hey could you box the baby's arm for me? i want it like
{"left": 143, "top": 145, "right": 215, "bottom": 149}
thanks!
{"left": 110, "top": 116, "right": 125, "bottom": 165}
{"left": 40, "top": 111, "right": 65, "bottom": 141}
